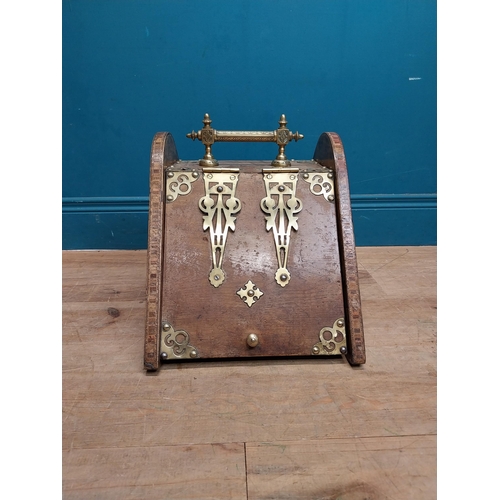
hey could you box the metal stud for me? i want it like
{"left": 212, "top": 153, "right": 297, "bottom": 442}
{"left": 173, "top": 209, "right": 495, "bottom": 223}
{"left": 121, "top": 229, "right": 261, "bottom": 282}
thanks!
{"left": 217, "top": 185, "right": 224, "bottom": 192}
{"left": 163, "top": 323, "right": 170, "bottom": 331}
{"left": 160, "top": 352, "right": 168, "bottom": 360}
{"left": 167, "top": 172, "right": 175, "bottom": 178}
{"left": 190, "top": 349, "right": 198, "bottom": 358}
{"left": 337, "top": 319, "right": 344, "bottom": 328}
{"left": 328, "top": 195, "right": 334, "bottom": 202}
{"left": 166, "top": 195, "right": 174, "bottom": 202}
{"left": 340, "top": 346, "right": 347, "bottom": 355}
{"left": 312, "top": 346, "right": 320, "bottom": 355}
{"left": 278, "top": 185, "right": 285, "bottom": 192}
{"left": 303, "top": 173, "right": 309, "bottom": 179}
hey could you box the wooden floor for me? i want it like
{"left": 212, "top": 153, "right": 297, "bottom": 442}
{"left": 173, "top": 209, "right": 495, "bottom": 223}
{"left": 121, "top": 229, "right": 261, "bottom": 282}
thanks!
{"left": 62, "top": 247, "right": 436, "bottom": 499}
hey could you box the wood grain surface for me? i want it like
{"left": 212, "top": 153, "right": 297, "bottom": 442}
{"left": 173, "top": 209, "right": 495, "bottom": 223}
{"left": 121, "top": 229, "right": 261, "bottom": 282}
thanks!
{"left": 63, "top": 246, "right": 436, "bottom": 499}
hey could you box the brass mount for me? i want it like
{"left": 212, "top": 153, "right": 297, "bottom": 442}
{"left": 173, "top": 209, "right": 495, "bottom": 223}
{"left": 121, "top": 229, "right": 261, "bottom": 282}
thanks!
{"left": 199, "top": 168, "right": 241, "bottom": 287}
{"left": 187, "top": 113, "right": 304, "bottom": 167}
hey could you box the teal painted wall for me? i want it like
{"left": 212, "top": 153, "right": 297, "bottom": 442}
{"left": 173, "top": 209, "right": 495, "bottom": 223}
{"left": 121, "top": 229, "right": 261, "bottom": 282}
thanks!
{"left": 63, "top": 0, "right": 436, "bottom": 248}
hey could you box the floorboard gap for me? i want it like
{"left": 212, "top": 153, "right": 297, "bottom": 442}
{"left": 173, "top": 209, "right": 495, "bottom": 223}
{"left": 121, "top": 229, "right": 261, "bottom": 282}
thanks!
{"left": 244, "top": 442, "right": 249, "bottom": 500}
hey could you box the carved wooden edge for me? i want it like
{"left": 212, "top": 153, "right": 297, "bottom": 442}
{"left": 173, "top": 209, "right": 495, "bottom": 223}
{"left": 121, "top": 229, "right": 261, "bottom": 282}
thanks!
{"left": 144, "top": 132, "right": 179, "bottom": 371}
{"left": 313, "top": 132, "right": 366, "bottom": 365}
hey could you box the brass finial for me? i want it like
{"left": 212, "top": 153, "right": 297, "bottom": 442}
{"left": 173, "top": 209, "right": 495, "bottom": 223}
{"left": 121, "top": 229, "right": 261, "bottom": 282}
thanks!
{"left": 203, "top": 113, "right": 212, "bottom": 128}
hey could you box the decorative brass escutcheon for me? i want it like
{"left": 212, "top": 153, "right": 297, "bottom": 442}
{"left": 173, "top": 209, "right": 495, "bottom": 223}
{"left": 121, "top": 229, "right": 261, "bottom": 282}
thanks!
{"left": 311, "top": 318, "right": 347, "bottom": 355}
{"left": 199, "top": 168, "right": 241, "bottom": 287}
{"left": 261, "top": 168, "right": 303, "bottom": 286}
{"left": 186, "top": 113, "right": 304, "bottom": 167}
{"left": 160, "top": 322, "right": 199, "bottom": 360}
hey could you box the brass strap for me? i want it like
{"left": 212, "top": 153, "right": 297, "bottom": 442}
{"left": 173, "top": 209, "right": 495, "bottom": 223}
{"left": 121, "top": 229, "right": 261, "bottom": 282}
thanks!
{"left": 199, "top": 168, "right": 242, "bottom": 287}
{"left": 260, "top": 168, "right": 302, "bottom": 287}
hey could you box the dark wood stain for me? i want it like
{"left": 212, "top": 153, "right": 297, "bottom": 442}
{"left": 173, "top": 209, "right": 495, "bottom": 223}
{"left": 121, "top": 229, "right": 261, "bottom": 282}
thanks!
{"left": 107, "top": 307, "right": 120, "bottom": 318}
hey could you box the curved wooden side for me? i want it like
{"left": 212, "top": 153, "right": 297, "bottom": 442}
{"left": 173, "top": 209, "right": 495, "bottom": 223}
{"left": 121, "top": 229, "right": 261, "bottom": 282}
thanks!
{"left": 314, "top": 132, "right": 366, "bottom": 365}
{"left": 144, "top": 132, "right": 178, "bottom": 370}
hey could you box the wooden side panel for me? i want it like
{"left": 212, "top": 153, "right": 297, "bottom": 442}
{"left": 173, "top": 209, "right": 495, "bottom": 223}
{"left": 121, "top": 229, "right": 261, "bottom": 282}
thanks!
{"left": 144, "top": 132, "right": 178, "bottom": 370}
{"left": 314, "top": 133, "right": 366, "bottom": 364}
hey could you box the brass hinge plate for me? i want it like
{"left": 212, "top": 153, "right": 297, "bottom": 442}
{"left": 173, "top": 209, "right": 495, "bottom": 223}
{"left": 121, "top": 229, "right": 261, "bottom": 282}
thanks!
{"left": 261, "top": 168, "right": 302, "bottom": 286}
{"left": 199, "top": 168, "right": 241, "bottom": 287}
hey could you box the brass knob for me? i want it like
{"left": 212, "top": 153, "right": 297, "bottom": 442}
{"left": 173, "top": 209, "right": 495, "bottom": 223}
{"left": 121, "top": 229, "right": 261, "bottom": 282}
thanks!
{"left": 247, "top": 333, "right": 259, "bottom": 348}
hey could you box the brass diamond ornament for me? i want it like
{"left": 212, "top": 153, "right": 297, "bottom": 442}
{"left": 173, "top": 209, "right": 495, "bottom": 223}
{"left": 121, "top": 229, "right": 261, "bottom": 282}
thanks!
{"left": 236, "top": 280, "right": 264, "bottom": 307}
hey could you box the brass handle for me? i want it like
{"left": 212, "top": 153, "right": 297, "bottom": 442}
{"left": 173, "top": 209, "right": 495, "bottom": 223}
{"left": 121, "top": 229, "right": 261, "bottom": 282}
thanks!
{"left": 187, "top": 113, "right": 304, "bottom": 167}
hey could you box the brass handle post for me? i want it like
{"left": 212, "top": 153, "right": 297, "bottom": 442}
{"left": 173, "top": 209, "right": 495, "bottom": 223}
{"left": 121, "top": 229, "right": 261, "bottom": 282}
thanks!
{"left": 186, "top": 113, "right": 304, "bottom": 167}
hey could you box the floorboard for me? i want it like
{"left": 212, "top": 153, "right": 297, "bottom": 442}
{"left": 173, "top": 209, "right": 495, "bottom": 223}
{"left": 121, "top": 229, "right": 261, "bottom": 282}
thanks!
{"left": 62, "top": 247, "right": 436, "bottom": 499}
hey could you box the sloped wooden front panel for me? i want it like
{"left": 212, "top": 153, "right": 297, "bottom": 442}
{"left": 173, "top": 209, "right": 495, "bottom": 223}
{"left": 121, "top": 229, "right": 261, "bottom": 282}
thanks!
{"left": 161, "top": 162, "right": 345, "bottom": 359}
